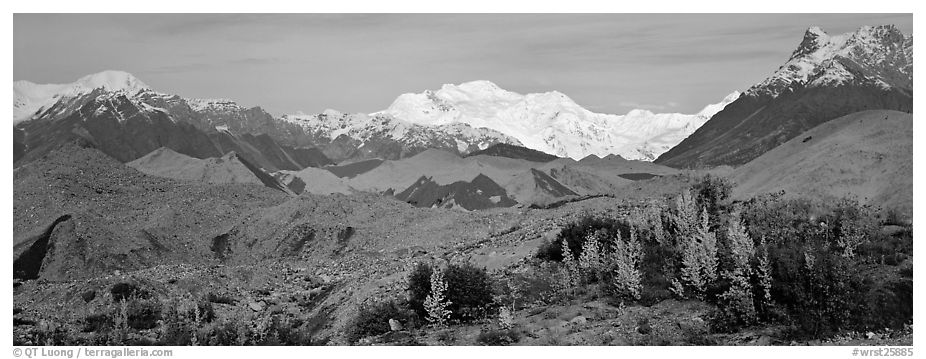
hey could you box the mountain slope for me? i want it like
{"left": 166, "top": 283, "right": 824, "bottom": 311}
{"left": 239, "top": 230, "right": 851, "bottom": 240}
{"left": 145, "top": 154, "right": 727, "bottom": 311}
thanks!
{"left": 505, "top": 168, "right": 578, "bottom": 206}
{"left": 466, "top": 143, "right": 559, "bottom": 162}
{"left": 14, "top": 91, "right": 224, "bottom": 165}
{"left": 376, "top": 80, "right": 739, "bottom": 160}
{"left": 13, "top": 74, "right": 333, "bottom": 173}
{"left": 348, "top": 149, "right": 537, "bottom": 193}
{"left": 732, "top": 110, "right": 912, "bottom": 215}
{"left": 324, "top": 158, "right": 385, "bottom": 178}
{"left": 128, "top": 147, "right": 291, "bottom": 193}
{"left": 656, "top": 25, "right": 913, "bottom": 168}
{"left": 275, "top": 167, "right": 355, "bottom": 195}
{"left": 395, "top": 174, "right": 518, "bottom": 210}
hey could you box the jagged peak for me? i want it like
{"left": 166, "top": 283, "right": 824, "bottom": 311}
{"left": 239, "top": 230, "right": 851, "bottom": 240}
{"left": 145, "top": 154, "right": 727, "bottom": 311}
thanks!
{"left": 749, "top": 24, "right": 910, "bottom": 98}
{"left": 806, "top": 26, "right": 827, "bottom": 37}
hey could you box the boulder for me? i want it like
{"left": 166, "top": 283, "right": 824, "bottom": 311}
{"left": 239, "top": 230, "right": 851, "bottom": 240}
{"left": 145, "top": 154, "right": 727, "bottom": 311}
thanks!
{"left": 248, "top": 301, "right": 265, "bottom": 312}
{"left": 389, "top": 318, "right": 403, "bottom": 331}
{"left": 569, "top": 315, "right": 588, "bottom": 326}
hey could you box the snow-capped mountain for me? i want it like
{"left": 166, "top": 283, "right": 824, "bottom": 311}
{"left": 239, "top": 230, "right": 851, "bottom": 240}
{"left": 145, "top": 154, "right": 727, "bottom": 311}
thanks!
{"left": 745, "top": 25, "right": 912, "bottom": 98}
{"left": 657, "top": 25, "right": 913, "bottom": 168}
{"left": 14, "top": 70, "right": 149, "bottom": 124}
{"left": 12, "top": 72, "right": 334, "bottom": 171}
{"left": 374, "top": 80, "right": 739, "bottom": 161}
{"left": 279, "top": 109, "right": 522, "bottom": 161}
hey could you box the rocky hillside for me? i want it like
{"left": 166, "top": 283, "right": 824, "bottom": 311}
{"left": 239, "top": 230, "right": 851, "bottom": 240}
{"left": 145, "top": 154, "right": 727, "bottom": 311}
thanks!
{"left": 13, "top": 142, "right": 289, "bottom": 280}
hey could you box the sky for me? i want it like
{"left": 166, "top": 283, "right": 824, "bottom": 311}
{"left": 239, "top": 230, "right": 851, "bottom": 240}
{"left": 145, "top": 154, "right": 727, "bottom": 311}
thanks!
{"left": 13, "top": 13, "right": 913, "bottom": 116}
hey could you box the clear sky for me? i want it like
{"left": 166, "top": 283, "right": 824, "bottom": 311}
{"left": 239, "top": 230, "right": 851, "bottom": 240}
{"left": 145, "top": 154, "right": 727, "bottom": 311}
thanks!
{"left": 14, "top": 13, "right": 912, "bottom": 116}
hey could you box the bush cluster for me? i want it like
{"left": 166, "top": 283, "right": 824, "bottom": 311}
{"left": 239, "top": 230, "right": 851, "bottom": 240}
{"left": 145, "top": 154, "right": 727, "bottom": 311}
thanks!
{"left": 407, "top": 262, "right": 494, "bottom": 322}
{"left": 532, "top": 175, "right": 912, "bottom": 339}
{"left": 346, "top": 300, "right": 417, "bottom": 343}
{"left": 476, "top": 328, "right": 520, "bottom": 345}
{"left": 536, "top": 217, "right": 633, "bottom": 262}
{"left": 347, "top": 261, "right": 496, "bottom": 344}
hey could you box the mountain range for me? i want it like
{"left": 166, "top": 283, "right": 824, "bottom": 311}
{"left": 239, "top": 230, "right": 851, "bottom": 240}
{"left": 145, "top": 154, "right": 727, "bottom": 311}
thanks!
{"left": 14, "top": 74, "right": 738, "bottom": 166}
{"left": 375, "top": 80, "right": 740, "bottom": 161}
{"left": 11, "top": 24, "right": 913, "bottom": 213}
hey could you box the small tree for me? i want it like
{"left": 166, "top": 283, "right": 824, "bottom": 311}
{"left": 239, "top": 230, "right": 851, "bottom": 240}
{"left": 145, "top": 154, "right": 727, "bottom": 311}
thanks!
{"left": 691, "top": 174, "right": 733, "bottom": 226}
{"left": 607, "top": 230, "right": 642, "bottom": 301}
{"left": 424, "top": 266, "right": 452, "bottom": 326}
{"left": 578, "top": 230, "right": 605, "bottom": 281}
{"left": 717, "top": 210, "right": 757, "bottom": 326}
{"left": 678, "top": 208, "right": 719, "bottom": 299}
{"left": 557, "top": 239, "right": 581, "bottom": 300}
{"left": 671, "top": 191, "right": 700, "bottom": 239}
{"left": 754, "top": 236, "right": 773, "bottom": 318}
{"left": 497, "top": 306, "right": 514, "bottom": 330}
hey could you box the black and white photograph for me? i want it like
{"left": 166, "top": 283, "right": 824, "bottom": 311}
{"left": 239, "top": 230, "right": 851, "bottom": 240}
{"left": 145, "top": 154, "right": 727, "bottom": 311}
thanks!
{"left": 6, "top": 4, "right": 919, "bottom": 356}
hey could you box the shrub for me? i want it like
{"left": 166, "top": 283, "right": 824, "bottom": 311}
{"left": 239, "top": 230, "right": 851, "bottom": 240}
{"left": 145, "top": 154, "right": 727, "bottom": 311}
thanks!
{"left": 882, "top": 208, "right": 907, "bottom": 226}
{"left": 737, "top": 195, "right": 916, "bottom": 337}
{"left": 81, "top": 290, "right": 97, "bottom": 303}
{"left": 346, "top": 300, "right": 415, "bottom": 343}
{"left": 157, "top": 317, "right": 197, "bottom": 346}
{"left": 639, "top": 231, "right": 680, "bottom": 305}
{"left": 205, "top": 292, "right": 236, "bottom": 305}
{"left": 555, "top": 240, "right": 581, "bottom": 299}
{"left": 714, "top": 210, "right": 757, "bottom": 329}
{"left": 537, "top": 216, "right": 633, "bottom": 261}
{"left": 754, "top": 236, "right": 773, "bottom": 317}
{"left": 252, "top": 316, "right": 311, "bottom": 345}
{"left": 496, "top": 264, "right": 560, "bottom": 307}
{"left": 126, "top": 299, "right": 162, "bottom": 330}
{"left": 603, "top": 230, "right": 643, "bottom": 301}
{"left": 407, "top": 262, "right": 433, "bottom": 317}
{"left": 408, "top": 262, "right": 495, "bottom": 322}
{"left": 110, "top": 282, "right": 148, "bottom": 302}
{"left": 677, "top": 208, "right": 718, "bottom": 299}
{"left": 497, "top": 306, "right": 514, "bottom": 330}
{"left": 82, "top": 313, "right": 112, "bottom": 333}
{"left": 577, "top": 231, "right": 605, "bottom": 281}
{"left": 444, "top": 262, "right": 495, "bottom": 321}
{"left": 424, "top": 266, "right": 452, "bottom": 326}
{"left": 668, "top": 190, "right": 700, "bottom": 240}
{"left": 636, "top": 317, "right": 653, "bottom": 335}
{"left": 192, "top": 299, "right": 216, "bottom": 323}
{"left": 476, "top": 328, "right": 520, "bottom": 346}
{"left": 690, "top": 174, "right": 733, "bottom": 226}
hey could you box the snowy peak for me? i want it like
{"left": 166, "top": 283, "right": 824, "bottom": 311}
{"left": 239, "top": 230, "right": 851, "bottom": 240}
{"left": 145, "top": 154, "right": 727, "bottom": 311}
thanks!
{"left": 376, "top": 81, "right": 738, "bottom": 161}
{"left": 748, "top": 25, "right": 912, "bottom": 98}
{"left": 439, "top": 80, "right": 518, "bottom": 100}
{"left": 14, "top": 70, "right": 151, "bottom": 124}
{"left": 73, "top": 70, "right": 149, "bottom": 94}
